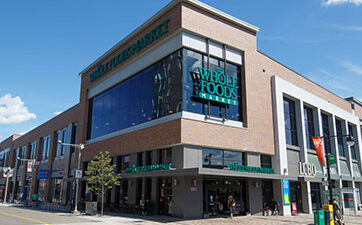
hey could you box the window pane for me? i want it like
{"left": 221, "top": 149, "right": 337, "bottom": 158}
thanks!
{"left": 182, "top": 49, "right": 242, "bottom": 121}
{"left": 202, "top": 148, "right": 223, "bottom": 168}
{"left": 88, "top": 50, "right": 182, "bottom": 139}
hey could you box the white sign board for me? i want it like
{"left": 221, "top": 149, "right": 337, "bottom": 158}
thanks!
{"left": 3, "top": 168, "right": 13, "bottom": 177}
{"left": 75, "top": 169, "right": 82, "bottom": 179}
{"left": 27, "top": 161, "right": 33, "bottom": 173}
{"left": 299, "top": 162, "right": 316, "bottom": 177}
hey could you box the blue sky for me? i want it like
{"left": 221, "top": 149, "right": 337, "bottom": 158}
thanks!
{"left": 0, "top": 0, "right": 361, "bottom": 142}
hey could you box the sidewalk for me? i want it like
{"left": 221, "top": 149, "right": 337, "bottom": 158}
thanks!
{"left": 66, "top": 212, "right": 362, "bottom": 225}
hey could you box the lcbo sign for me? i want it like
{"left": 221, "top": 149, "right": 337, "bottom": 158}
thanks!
{"left": 299, "top": 162, "right": 316, "bottom": 177}
{"left": 193, "top": 67, "right": 238, "bottom": 106}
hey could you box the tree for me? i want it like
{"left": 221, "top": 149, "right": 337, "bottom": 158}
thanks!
{"left": 85, "top": 151, "right": 120, "bottom": 216}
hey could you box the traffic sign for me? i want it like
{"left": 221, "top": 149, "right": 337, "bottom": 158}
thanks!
{"left": 328, "top": 154, "right": 336, "bottom": 166}
{"left": 75, "top": 169, "right": 82, "bottom": 179}
{"left": 27, "top": 161, "right": 33, "bottom": 172}
{"left": 38, "top": 169, "right": 50, "bottom": 179}
{"left": 3, "top": 168, "right": 13, "bottom": 178}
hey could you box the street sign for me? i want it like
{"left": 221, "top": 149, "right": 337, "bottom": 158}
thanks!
{"left": 282, "top": 179, "right": 290, "bottom": 205}
{"left": 292, "top": 202, "right": 297, "bottom": 215}
{"left": 27, "top": 161, "right": 33, "bottom": 172}
{"left": 3, "top": 168, "right": 13, "bottom": 177}
{"left": 322, "top": 180, "right": 329, "bottom": 186}
{"left": 38, "top": 169, "right": 50, "bottom": 179}
{"left": 328, "top": 154, "right": 336, "bottom": 166}
{"left": 75, "top": 169, "right": 82, "bottom": 179}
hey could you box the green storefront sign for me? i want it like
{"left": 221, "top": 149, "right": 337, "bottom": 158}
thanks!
{"left": 328, "top": 154, "right": 336, "bottom": 166}
{"left": 90, "top": 19, "right": 170, "bottom": 82}
{"left": 194, "top": 67, "right": 238, "bottom": 106}
{"left": 126, "top": 163, "right": 172, "bottom": 173}
{"left": 227, "top": 162, "right": 274, "bottom": 174}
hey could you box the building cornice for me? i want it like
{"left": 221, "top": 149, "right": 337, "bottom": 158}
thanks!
{"left": 79, "top": 0, "right": 258, "bottom": 76}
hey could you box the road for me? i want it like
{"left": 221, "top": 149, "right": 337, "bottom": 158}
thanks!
{"left": 0, "top": 205, "right": 97, "bottom": 225}
{"left": 1, "top": 204, "right": 362, "bottom": 225}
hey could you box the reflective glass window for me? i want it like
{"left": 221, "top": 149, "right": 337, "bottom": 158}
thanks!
{"left": 88, "top": 50, "right": 182, "bottom": 139}
{"left": 304, "top": 106, "right": 315, "bottom": 149}
{"left": 182, "top": 49, "right": 242, "bottom": 121}
{"left": 202, "top": 148, "right": 223, "bottom": 169}
{"left": 284, "top": 98, "right": 298, "bottom": 146}
{"left": 336, "top": 119, "right": 345, "bottom": 157}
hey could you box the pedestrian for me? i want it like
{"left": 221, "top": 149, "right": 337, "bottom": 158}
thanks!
{"left": 263, "top": 201, "right": 271, "bottom": 216}
{"left": 332, "top": 198, "right": 343, "bottom": 225}
{"left": 270, "top": 199, "right": 278, "bottom": 215}
{"left": 227, "top": 195, "right": 236, "bottom": 219}
{"left": 145, "top": 198, "right": 152, "bottom": 216}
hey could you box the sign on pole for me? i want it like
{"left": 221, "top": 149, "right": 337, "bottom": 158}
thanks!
{"left": 38, "top": 169, "right": 50, "bottom": 179}
{"left": 312, "top": 136, "right": 325, "bottom": 166}
{"left": 27, "top": 161, "right": 33, "bottom": 173}
{"left": 328, "top": 154, "right": 337, "bottom": 166}
{"left": 282, "top": 179, "right": 290, "bottom": 205}
{"left": 75, "top": 169, "right": 82, "bottom": 179}
{"left": 3, "top": 168, "right": 13, "bottom": 177}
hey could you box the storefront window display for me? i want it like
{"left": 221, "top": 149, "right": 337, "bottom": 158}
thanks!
{"left": 203, "top": 179, "right": 247, "bottom": 216}
{"left": 51, "top": 178, "right": 63, "bottom": 203}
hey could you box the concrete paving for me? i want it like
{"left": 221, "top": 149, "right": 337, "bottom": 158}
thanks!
{"left": 1, "top": 204, "right": 362, "bottom": 225}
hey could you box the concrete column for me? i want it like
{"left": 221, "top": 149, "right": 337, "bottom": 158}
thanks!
{"left": 273, "top": 179, "right": 291, "bottom": 216}
{"left": 128, "top": 178, "right": 136, "bottom": 205}
{"left": 271, "top": 77, "right": 288, "bottom": 176}
{"left": 296, "top": 101, "right": 312, "bottom": 214}
{"left": 331, "top": 115, "right": 342, "bottom": 179}
{"left": 247, "top": 152, "right": 260, "bottom": 167}
{"left": 151, "top": 177, "right": 159, "bottom": 215}
{"left": 247, "top": 179, "right": 263, "bottom": 215}
{"left": 301, "top": 181, "right": 312, "bottom": 214}
{"left": 174, "top": 176, "right": 203, "bottom": 218}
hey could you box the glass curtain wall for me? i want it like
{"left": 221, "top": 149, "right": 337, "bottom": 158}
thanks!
{"left": 182, "top": 48, "right": 242, "bottom": 121}
{"left": 88, "top": 50, "right": 182, "bottom": 139}
{"left": 88, "top": 48, "right": 243, "bottom": 139}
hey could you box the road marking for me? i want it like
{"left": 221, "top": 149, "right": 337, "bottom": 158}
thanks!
{"left": 0, "top": 211, "right": 51, "bottom": 225}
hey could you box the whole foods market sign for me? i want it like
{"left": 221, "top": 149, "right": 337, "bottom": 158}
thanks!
{"left": 227, "top": 162, "right": 274, "bottom": 174}
{"left": 126, "top": 163, "right": 172, "bottom": 173}
{"left": 90, "top": 19, "right": 170, "bottom": 82}
{"left": 193, "top": 67, "right": 238, "bottom": 106}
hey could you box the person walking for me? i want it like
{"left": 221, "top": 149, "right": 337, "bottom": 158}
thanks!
{"left": 332, "top": 198, "right": 343, "bottom": 225}
{"left": 227, "top": 195, "right": 236, "bottom": 220}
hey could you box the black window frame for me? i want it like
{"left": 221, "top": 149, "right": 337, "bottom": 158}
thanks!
{"left": 284, "top": 97, "right": 298, "bottom": 146}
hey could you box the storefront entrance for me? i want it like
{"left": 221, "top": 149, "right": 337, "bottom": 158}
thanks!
{"left": 203, "top": 179, "right": 247, "bottom": 216}
{"left": 290, "top": 182, "right": 303, "bottom": 213}
{"left": 159, "top": 178, "right": 172, "bottom": 215}
{"left": 311, "top": 182, "right": 322, "bottom": 210}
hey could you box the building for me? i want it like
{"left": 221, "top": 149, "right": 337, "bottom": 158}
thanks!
{"left": 0, "top": 0, "right": 361, "bottom": 218}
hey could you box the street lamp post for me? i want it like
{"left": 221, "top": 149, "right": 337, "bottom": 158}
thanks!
{"left": 57, "top": 140, "right": 84, "bottom": 214}
{"left": 1, "top": 167, "right": 12, "bottom": 203}
{"left": 17, "top": 157, "right": 36, "bottom": 202}
{"left": 319, "top": 135, "right": 354, "bottom": 205}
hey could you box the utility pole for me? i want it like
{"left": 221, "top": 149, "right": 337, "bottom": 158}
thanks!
{"left": 57, "top": 140, "right": 84, "bottom": 214}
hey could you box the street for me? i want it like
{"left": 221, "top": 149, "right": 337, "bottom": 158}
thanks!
{"left": 1, "top": 204, "right": 362, "bottom": 225}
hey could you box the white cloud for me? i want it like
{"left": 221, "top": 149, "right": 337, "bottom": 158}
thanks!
{"left": 332, "top": 24, "right": 362, "bottom": 31}
{"left": 322, "top": 0, "right": 362, "bottom": 6}
{"left": 53, "top": 111, "right": 63, "bottom": 116}
{"left": 18, "top": 131, "right": 28, "bottom": 136}
{"left": 340, "top": 60, "right": 362, "bottom": 76}
{"left": 0, "top": 94, "right": 36, "bottom": 124}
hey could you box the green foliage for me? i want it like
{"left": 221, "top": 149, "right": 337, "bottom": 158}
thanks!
{"left": 85, "top": 151, "right": 120, "bottom": 215}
